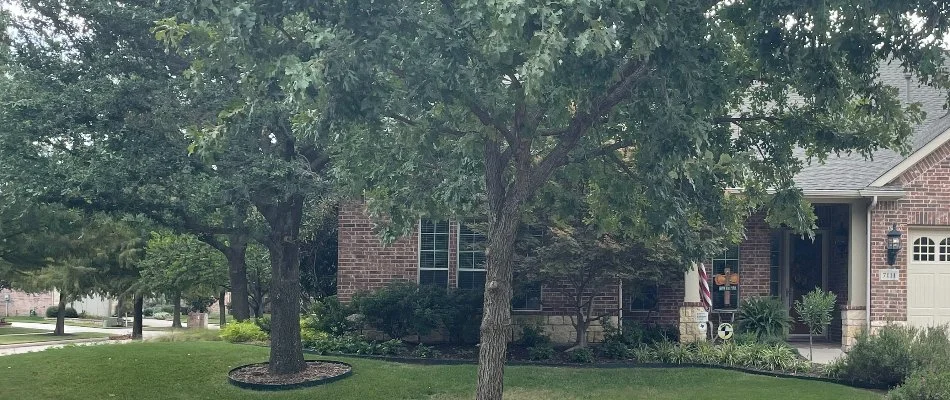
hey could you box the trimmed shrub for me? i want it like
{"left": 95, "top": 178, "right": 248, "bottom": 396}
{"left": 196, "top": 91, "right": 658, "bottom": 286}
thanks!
{"left": 528, "top": 344, "right": 555, "bottom": 361}
{"left": 887, "top": 368, "right": 950, "bottom": 400}
{"left": 442, "top": 289, "right": 483, "bottom": 344}
{"left": 516, "top": 325, "right": 551, "bottom": 348}
{"left": 143, "top": 308, "right": 155, "bottom": 317}
{"left": 45, "top": 306, "right": 79, "bottom": 318}
{"left": 220, "top": 320, "right": 268, "bottom": 343}
{"left": 736, "top": 296, "right": 791, "bottom": 342}
{"left": 305, "top": 296, "right": 359, "bottom": 336}
{"left": 838, "top": 324, "right": 950, "bottom": 388}
{"left": 152, "top": 312, "right": 171, "bottom": 320}
{"left": 838, "top": 325, "right": 917, "bottom": 387}
{"left": 354, "top": 281, "right": 443, "bottom": 340}
{"left": 567, "top": 347, "right": 594, "bottom": 363}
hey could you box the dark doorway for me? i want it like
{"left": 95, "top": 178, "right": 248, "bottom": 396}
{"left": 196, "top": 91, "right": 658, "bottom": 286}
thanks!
{"left": 789, "top": 232, "right": 826, "bottom": 335}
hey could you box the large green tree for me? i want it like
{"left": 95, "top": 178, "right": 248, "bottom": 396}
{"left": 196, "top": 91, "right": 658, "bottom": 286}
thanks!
{"left": 139, "top": 232, "right": 229, "bottom": 328}
{"left": 323, "top": 2, "right": 950, "bottom": 398}
{"left": 0, "top": 0, "right": 259, "bottom": 322}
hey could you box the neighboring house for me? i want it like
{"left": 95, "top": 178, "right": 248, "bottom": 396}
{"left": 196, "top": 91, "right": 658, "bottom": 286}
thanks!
{"left": 337, "top": 63, "right": 950, "bottom": 349}
{"left": 0, "top": 288, "right": 115, "bottom": 318}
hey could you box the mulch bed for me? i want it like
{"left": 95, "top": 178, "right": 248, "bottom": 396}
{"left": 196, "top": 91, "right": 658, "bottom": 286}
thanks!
{"left": 229, "top": 361, "right": 352, "bottom": 388}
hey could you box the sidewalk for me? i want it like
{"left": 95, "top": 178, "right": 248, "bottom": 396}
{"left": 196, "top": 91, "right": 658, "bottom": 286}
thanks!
{"left": 0, "top": 318, "right": 212, "bottom": 357}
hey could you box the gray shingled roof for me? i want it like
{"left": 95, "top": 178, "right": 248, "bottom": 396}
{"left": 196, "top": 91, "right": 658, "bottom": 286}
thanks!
{"left": 794, "top": 62, "right": 950, "bottom": 191}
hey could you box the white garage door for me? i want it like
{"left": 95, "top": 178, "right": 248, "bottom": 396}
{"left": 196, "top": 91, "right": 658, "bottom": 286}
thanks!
{"left": 907, "top": 228, "right": 950, "bottom": 328}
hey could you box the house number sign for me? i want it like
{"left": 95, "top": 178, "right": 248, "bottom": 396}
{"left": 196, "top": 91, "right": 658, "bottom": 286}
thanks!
{"left": 880, "top": 269, "right": 899, "bottom": 281}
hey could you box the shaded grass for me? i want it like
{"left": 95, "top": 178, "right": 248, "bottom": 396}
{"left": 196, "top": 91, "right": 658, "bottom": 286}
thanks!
{"left": 0, "top": 341, "right": 881, "bottom": 400}
{"left": 0, "top": 327, "right": 50, "bottom": 335}
{"left": 0, "top": 332, "right": 107, "bottom": 345}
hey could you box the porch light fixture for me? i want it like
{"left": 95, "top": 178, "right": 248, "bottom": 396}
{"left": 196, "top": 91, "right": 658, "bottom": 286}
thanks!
{"left": 886, "top": 224, "right": 902, "bottom": 266}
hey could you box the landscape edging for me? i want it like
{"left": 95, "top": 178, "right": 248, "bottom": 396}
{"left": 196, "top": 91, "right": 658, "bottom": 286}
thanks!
{"left": 227, "top": 360, "right": 353, "bottom": 391}
{"left": 297, "top": 347, "right": 888, "bottom": 391}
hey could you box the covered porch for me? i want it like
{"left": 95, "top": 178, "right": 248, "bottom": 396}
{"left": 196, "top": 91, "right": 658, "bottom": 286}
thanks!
{"left": 681, "top": 199, "right": 879, "bottom": 350}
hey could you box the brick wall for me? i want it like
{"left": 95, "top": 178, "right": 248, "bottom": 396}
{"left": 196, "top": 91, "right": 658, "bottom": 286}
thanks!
{"left": 870, "top": 140, "right": 950, "bottom": 322}
{"left": 739, "top": 212, "right": 773, "bottom": 299}
{"left": 0, "top": 289, "right": 56, "bottom": 317}
{"left": 336, "top": 202, "right": 624, "bottom": 317}
{"left": 337, "top": 202, "right": 420, "bottom": 302}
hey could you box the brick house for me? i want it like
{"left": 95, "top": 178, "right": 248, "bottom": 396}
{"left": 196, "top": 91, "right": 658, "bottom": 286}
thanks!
{"left": 337, "top": 64, "right": 950, "bottom": 349}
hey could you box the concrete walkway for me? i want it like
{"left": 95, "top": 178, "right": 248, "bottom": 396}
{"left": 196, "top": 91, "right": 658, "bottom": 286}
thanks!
{"left": 0, "top": 318, "right": 219, "bottom": 357}
{"left": 792, "top": 343, "right": 844, "bottom": 364}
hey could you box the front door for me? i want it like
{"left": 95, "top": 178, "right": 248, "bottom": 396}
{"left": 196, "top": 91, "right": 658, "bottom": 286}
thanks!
{"left": 788, "top": 232, "right": 828, "bottom": 335}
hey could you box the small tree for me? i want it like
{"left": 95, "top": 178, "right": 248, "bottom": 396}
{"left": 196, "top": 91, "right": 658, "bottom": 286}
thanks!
{"left": 794, "top": 287, "right": 837, "bottom": 361}
{"left": 522, "top": 222, "right": 681, "bottom": 350}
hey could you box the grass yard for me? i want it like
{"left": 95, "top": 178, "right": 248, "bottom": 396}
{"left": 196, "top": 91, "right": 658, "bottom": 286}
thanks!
{"left": 0, "top": 341, "right": 881, "bottom": 400}
{"left": 0, "top": 332, "right": 108, "bottom": 345}
{"left": 0, "top": 326, "right": 50, "bottom": 335}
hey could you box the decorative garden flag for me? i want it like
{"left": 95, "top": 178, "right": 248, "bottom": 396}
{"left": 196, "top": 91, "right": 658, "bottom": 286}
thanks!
{"left": 699, "top": 263, "right": 712, "bottom": 312}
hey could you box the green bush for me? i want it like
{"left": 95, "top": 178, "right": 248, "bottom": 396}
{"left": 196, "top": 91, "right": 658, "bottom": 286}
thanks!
{"left": 528, "top": 344, "right": 555, "bottom": 360}
{"left": 838, "top": 324, "right": 950, "bottom": 388}
{"left": 305, "top": 296, "right": 360, "bottom": 336}
{"left": 887, "top": 368, "right": 950, "bottom": 400}
{"left": 219, "top": 320, "right": 268, "bottom": 343}
{"left": 254, "top": 316, "right": 271, "bottom": 334}
{"left": 838, "top": 325, "right": 917, "bottom": 387}
{"left": 517, "top": 325, "right": 551, "bottom": 348}
{"left": 411, "top": 343, "right": 441, "bottom": 358}
{"left": 143, "top": 308, "right": 154, "bottom": 317}
{"left": 736, "top": 296, "right": 791, "bottom": 342}
{"left": 611, "top": 322, "right": 677, "bottom": 346}
{"left": 45, "top": 306, "right": 79, "bottom": 318}
{"left": 442, "top": 289, "right": 483, "bottom": 344}
{"left": 598, "top": 339, "right": 630, "bottom": 359}
{"left": 300, "top": 329, "right": 330, "bottom": 348}
{"left": 152, "top": 311, "right": 171, "bottom": 320}
{"left": 567, "top": 347, "right": 595, "bottom": 363}
{"left": 354, "top": 281, "right": 444, "bottom": 340}
{"left": 377, "top": 339, "right": 407, "bottom": 356}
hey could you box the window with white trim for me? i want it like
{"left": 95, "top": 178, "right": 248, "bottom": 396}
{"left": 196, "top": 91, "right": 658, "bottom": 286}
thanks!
{"left": 419, "top": 219, "right": 449, "bottom": 287}
{"left": 913, "top": 237, "right": 936, "bottom": 262}
{"left": 457, "top": 221, "right": 486, "bottom": 290}
{"left": 940, "top": 238, "right": 950, "bottom": 262}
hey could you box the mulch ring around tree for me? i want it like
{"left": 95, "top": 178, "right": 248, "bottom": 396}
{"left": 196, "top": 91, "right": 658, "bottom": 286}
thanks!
{"left": 228, "top": 361, "right": 353, "bottom": 391}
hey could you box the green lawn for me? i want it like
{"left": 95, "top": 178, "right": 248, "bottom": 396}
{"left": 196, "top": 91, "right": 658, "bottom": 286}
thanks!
{"left": 0, "top": 332, "right": 108, "bottom": 345}
{"left": 0, "top": 341, "right": 880, "bottom": 400}
{"left": 0, "top": 326, "right": 50, "bottom": 335}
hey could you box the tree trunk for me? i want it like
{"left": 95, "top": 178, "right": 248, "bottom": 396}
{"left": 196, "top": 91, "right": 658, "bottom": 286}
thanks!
{"left": 54, "top": 292, "right": 66, "bottom": 336}
{"left": 261, "top": 196, "right": 306, "bottom": 375}
{"left": 224, "top": 238, "right": 251, "bottom": 322}
{"left": 172, "top": 291, "right": 182, "bottom": 329}
{"left": 114, "top": 296, "right": 124, "bottom": 318}
{"left": 808, "top": 333, "right": 814, "bottom": 361}
{"left": 218, "top": 289, "right": 227, "bottom": 326}
{"left": 132, "top": 294, "right": 144, "bottom": 340}
{"left": 570, "top": 315, "right": 590, "bottom": 351}
{"left": 476, "top": 206, "right": 522, "bottom": 400}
